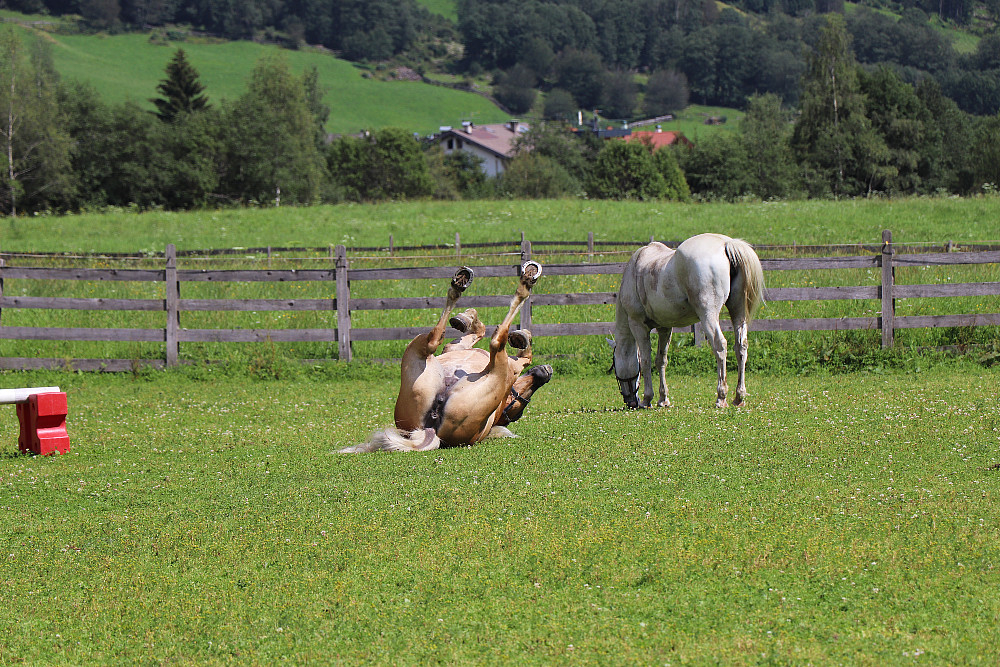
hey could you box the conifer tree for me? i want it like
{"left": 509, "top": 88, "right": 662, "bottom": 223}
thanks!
{"left": 151, "top": 49, "right": 209, "bottom": 123}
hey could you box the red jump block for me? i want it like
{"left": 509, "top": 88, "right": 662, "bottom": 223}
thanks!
{"left": 16, "top": 392, "right": 70, "bottom": 456}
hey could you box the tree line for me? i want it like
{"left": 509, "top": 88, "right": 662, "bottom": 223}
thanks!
{"left": 3, "top": 15, "right": 1000, "bottom": 215}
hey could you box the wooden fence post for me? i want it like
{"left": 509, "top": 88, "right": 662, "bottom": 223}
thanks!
{"left": 165, "top": 244, "right": 179, "bottom": 367}
{"left": 520, "top": 236, "right": 532, "bottom": 334}
{"left": 455, "top": 232, "right": 461, "bottom": 257}
{"left": 881, "top": 229, "right": 895, "bottom": 349}
{"left": 335, "top": 244, "right": 352, "bottom": 361}
{"left": 587, "top": 231, "right": 594, "bottom": 260}
{"left": 0, "top": 256, "right": 5, "bottom": 327}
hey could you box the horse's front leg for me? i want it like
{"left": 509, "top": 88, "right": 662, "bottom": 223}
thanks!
{"left": 628, "top": 319, "right": 655, "bottom": 408}
{"left": 731, "top": 317, "right": 749, "bottom": 407}
{"left": 655, "top": 328, "right": 672, "bottom": 407}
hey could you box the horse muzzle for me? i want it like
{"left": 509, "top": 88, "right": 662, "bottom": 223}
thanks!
{"left": 617, "top": 375, "right": 640, "bottom": 409}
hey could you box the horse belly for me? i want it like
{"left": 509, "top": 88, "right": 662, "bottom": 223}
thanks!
{"left": 645, "top": 292, "right": 700, "bottom": 328}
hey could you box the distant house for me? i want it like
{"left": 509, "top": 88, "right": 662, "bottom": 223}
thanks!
{"left": 437, "top": 121, "right": 529, "bottom": 177}
{"left": 624, "top": 129, "right": 693, "bottom": 150}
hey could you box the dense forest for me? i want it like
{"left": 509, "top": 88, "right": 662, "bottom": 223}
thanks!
{"left": 3, "top": 0, "right": 1000, "bottom": 212}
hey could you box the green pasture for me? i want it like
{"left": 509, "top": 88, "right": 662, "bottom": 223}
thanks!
{"left": 11, "top": 24, "right": 508, "bottom": 136}
{"left": 1, "top": 198, "right": 998, "bottom": 366}
{"left": 1, "top": 367, "right": 998, "bottom": 664}
{"left": 4, "top": 197, "right": 999, "bottom": 253}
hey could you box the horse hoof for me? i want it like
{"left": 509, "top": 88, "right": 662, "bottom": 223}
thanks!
{"left": 508, "top": 329, "right": 532, "bottom": 350}
{"left": 452, "top": 266, "right": 475, "bottom": 291}
{"left": 449, "top": 308, "right": 479, "bottom": 334}
{"left": 520, "top": 261, "right": 542, "bottom": 286}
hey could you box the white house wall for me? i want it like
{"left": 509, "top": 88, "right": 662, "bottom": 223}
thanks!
{"left": 441, "top": 138, "right": 506, "bottom": 177}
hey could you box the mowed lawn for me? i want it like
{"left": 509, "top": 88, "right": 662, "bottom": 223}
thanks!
{"left": 2, "top": 365, "right": 998, "bottom": 664}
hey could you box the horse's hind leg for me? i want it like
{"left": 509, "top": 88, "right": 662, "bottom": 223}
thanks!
{"left": 730, "top": 315, "right": 749, "bottom": 407}
{"left": 655, "top": 328, "right": 673, "bottom": 407}
{"left": 699, "top": 312, "right": 729, "bottom": 408}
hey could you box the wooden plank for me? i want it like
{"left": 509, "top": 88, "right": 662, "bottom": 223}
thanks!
{"left": 179, "top": 328, "right": 337, "bottom": 343}
{"left": 763, "top": 286, "right": 879, "bottom": 301}
{"left": 346, "top": 265, "right": 523, "bottom": 281}
{"left": 0, "top": 357, "right": 166, "bottom": 371}
{"left": 0, "top": 296, "right": 164, "bottom": 311}
{"left": 0, "top": 326, "right": 164, "bottom": 341}
{"left": 0, "top": 267, "right": 164, "bottom": 281}
{"left": 894, "top": 282, "right": 1000, "bottom": 298}
{"left": 179, "top": 298, "right": 335, "bottom": 312}
{"left": 749, "top": 317, "right": 881, "bottom": 332}
{"left": 895, "top": 313, "right": 1000, "bottom": 328}
{"left": 178, "top": 269, "right": 335, "bottom": 282}
{"left": 894, "top": 250, "right": 1000, "bottom": 266}
{"left": 760, "top": 256, "right": 879, "bottom": 271}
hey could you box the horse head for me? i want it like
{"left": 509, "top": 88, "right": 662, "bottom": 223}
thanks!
{"left": 606, "top": 336, "right": 640, "bottom": 409}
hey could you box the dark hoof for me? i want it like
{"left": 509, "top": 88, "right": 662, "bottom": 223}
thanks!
{"left": 449, "top": 308, "right": 479, "bottom": 334}
{"left": 530, "top": 364, "right": 553, "bottom": 386}
{"left": 508, "top": 329, "right": 532, "bottom": 349}
{"left": 520, "top": 261, "right": 542, "bottom": 286}
{"left": 452, "top": 266, "right": 474, "bottom": 292}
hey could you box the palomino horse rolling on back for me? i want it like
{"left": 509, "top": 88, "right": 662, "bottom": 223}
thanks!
{"left": 610, "top": 233, "right": 765, "bottom": 409}
{"left": 341, "top": 262, "right": 552, "bottom": 453}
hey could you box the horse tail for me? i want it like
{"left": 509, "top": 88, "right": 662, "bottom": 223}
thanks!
{"left": 339, "top": 427, "right": 441, "bottom": 453}
{"left": 725, "top": 239, "right": 766, "bottom": 322}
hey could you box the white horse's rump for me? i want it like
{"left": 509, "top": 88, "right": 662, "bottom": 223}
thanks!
{"left": 610, "top": 233, "right": 765, "bottom": 408}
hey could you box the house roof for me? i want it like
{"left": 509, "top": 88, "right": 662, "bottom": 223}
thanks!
{"left": 439, "top": 122, "right": 529, "bottom": 160}
{"left": 624, "top": 130, "right": 692, "bottom": 149}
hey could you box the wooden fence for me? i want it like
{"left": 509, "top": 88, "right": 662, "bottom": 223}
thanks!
{"left": 1, "top": 230, "right": 998, "bottom": 371}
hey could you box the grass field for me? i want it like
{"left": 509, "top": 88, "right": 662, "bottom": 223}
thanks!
{"left": 1, "top": 366, "right": 998, "bottom": 664}
{"left": 3, "top": 197, "right": 999, "bottom": 253}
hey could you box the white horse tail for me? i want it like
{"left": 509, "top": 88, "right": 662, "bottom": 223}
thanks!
{"left": 725, "top": 238, "right": 766, "bottom": 321}
{"left": 339, "top": 427, "right": 441, "bottom": 453}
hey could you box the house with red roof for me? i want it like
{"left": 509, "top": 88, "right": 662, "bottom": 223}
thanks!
{"left": 624, "top": 129, "right": 693, "bottom": 150}
{"left": 437, "top": 120, "right": 529, "bottom": 177}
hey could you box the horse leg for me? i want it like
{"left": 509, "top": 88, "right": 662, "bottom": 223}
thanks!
{"left": 730, "top": 316, "right": 749, "bottom": 407}
{"left": 395, "top": 267, "right": 474, "bottom": 431}
{"left": 655, "top": 328, "right": 673, "bottom": 407}
{"left": 628, "top": 319, "right": 655, "bottom": 408}
{"left": 489, "top": 262, "right": 541, "bottom": 353}
{"left": 699, "top": 312, "right": 729, "bottom": 408}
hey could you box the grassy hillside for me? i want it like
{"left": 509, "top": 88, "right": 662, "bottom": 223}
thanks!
{"left": 9, "top": 19, "right": 509, "bottom": 136}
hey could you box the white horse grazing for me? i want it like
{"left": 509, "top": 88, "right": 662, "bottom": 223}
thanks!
{"left": 609, "top": 233, "right": 765, "bottom": 409}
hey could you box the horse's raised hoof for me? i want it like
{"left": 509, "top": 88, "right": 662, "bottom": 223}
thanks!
{"left": 508, "top": 329, "right": 532, "bottom": 350}
{"left": 449, "top": 308, "right": 481, "bottom": 334}
{"left": 519, "top": 260, "right": 542, "bottom": 287}
{"left": 452, "top": 266, "right": 475, "bottom": 292}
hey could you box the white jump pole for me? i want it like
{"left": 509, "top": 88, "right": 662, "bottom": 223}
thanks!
{"left": 0, "top": 387, "right": 61, "bottom": 405}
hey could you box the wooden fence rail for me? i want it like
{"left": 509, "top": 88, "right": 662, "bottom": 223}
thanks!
{"left": 1, "top": 230, "right": 998, "bottom": 371}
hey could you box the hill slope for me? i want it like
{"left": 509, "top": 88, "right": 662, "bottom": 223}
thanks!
{"left": 19, "top": 25, "right": 509, "bottom": 135}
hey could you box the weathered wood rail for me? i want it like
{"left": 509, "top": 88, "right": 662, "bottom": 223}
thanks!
{"left": 1, "top": 231, "right": 998, "bottom": 371}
